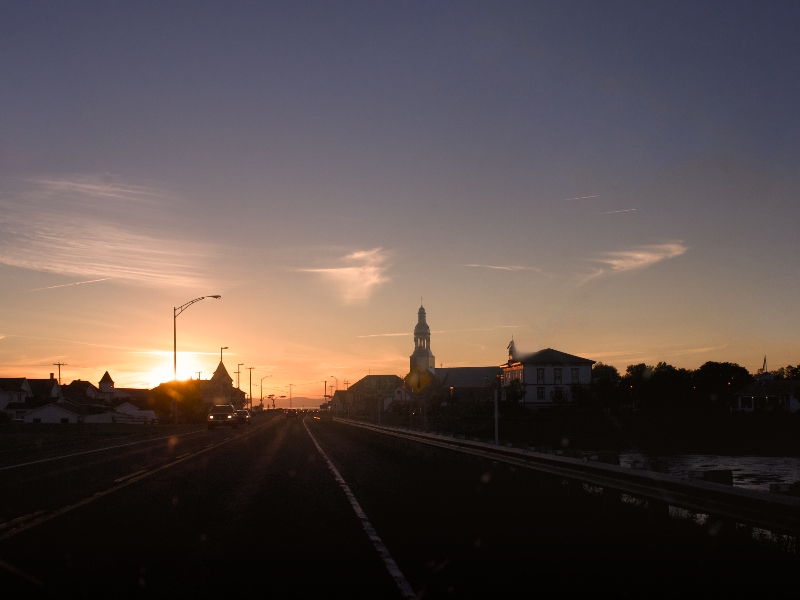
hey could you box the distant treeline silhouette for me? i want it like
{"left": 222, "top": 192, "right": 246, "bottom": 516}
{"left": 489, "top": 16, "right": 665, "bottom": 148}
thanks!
{"left": 570, "top": 361, "right": 800, "bottom": 415}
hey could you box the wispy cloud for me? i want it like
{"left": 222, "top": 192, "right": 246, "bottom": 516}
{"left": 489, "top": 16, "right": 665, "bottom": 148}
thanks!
{"left": 597, "top": 208, "right": 636, "bottom": 215}
{"left": 26, "top": 278, "right": 112, "bottom": 292}
{"left": 464, "top": 264, "right": 542, "bottom": 273}
{"left": 579, "top": 242, "right": 688, "bottom": 284}
{"left": 299, "top": 248, "right": 389, "bottom": 304}
{"left": 564, "top": 195, "right": 600, "bottom": 201}
{"left": 0, "top": 175, "right": 215, "bottom": 286}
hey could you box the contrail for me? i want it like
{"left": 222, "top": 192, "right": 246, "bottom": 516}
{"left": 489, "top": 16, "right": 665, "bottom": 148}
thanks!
{"left": 597, "top": 208, "right": 636, "bottom": 215}
{"left": 26, "top": 278, "right": 112, "bottom": 292}
{"left": 565, "top": 195, "right": 600, "bottom": 201}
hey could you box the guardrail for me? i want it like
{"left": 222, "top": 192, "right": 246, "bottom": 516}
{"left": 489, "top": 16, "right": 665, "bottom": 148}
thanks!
{"left": 332, "top": 418, "right": 800, "bottom": 536}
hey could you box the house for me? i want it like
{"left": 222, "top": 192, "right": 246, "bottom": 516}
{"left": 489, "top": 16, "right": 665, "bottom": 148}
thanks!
{"left": 27, "top": 374, "right": 64, "bottom": 402}
{"left": 346, "top": 375, "right": 404, "bottom": 413}
{"left": 436, "top": 367, "right": 502, "bottom": 404}
{"left": 61, "top": 379, "right": 102, "bottom": 404}
{"left": 501, "top": 341, "right": 594, "bottom": 405}
{"left": 733, "top": 376, "right": 800, "bottom": 413}
{"left": 22, "top": 403, "right": 81, "bottom": 424}
{"left": 199, "top": 361, "right": 246, "bottom": 408}
{"left": 114, "top": 401, "right": 158, "bottom": 424}
{"left": 0, "top": 378, "right": 32, "bottom": 415}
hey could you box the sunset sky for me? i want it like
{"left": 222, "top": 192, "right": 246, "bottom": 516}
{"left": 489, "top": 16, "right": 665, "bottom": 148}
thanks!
{"left": 1, "top": 2, "right": 799, "bottom": 402}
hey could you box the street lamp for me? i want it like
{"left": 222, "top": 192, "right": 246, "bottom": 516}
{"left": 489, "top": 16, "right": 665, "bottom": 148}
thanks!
{"left": 173, "top": 295, "right": 221, "bottom": 423}
{"left": 330, "top": 375, "right": 338, "bottom": 392}
{"left": 220, "top": 346, "right": 228, "bottom": 363}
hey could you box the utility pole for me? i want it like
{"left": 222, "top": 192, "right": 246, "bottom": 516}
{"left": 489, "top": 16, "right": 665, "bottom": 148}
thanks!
{"left": 196, "top": 371, "right": 202, "bottom": 380}
{"left": 289, "top": 383, "right": 293, "bottom": 408}
{"left": 53, "top": 362, "right": 67, "bottom": 384}
{"left": 236, "top": 363, "right": 244, "bottom": 389}
{"left": 247, "top": 367, "right": 254, "bottom": 410}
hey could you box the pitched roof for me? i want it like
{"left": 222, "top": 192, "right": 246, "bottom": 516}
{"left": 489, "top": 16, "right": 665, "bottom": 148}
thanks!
{"left": 511, "top": 348, "right": 595, "bottom": 366}
{"left": 63, "top": 380, "right": 98, "bottom": 393}
{"left": 211, "top": 361, "right": 232, "bottom": 382}
{"left": 99, "top": 371, "right": 114, "bottom": 384}
{"left": 0, "top": 378, "right": 27, "bottom": 392}
{"left": 437, "top": 367, "right": 502, "bottom": 388}
{"left": 27, "top": 378, "right": 60, "bottom": 399}
{"left": 735, "top": 379, "right": 800, "bottom": 397}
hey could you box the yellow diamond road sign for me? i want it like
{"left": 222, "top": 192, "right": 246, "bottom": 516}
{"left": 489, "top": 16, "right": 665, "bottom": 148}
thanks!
{"left": 404, "top": 367, "right": 432, "bottom": 393}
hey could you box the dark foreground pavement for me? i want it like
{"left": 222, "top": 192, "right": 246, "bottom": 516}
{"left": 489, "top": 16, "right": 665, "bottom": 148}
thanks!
{"left": 2, "top": 415, "right": 798, "bottom": 598}
{"left": 0, "top": 415, "right": 402, "bottom": 598}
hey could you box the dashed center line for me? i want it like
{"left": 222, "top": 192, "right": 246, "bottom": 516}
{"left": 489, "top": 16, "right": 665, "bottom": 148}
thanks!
{"left": 303, "top": 419, "right": 417, "bottom": 600}
{"left": 114, "top": 469, "right": 149, "bottom": 483}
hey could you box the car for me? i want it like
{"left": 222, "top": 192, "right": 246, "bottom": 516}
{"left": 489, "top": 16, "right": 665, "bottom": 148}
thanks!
{"left": 285, "top": 408, "right": 297, "bottom": 419}
{"left": 236, "top": 409, "right": 251, "bottom": 425}
{"left": 207, "top": 404, "right": 238, "bottom": 430}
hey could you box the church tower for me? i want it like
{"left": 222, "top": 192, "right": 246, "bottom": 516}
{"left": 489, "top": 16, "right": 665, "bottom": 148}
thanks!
{"left": 410, "top": 305, "right": 435, "bottom": 373}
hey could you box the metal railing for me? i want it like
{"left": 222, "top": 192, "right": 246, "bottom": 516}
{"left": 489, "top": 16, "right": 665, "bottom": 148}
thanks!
{"left": 332, "top": 417, "right": 800, "bottom": 536}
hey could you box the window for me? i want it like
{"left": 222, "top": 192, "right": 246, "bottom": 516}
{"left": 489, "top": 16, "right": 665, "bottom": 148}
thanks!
{"left": 554, "top": 368, "right": 562, "bottom": 384}
{"left": 537, "top": 368, "right": 545, "bottom": 384}
{"left": 60, "top": 418, "right": 69, "bottom": 424}
{"left": 571, "top": 368, "right": 579, "bottom": 384}
{"left": 536, "top": 387, "right": 545, "bottom": 400}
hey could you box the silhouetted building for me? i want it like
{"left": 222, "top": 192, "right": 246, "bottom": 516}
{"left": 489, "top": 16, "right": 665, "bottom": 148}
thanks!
{"left": 436, "top": 366, "right": 502, "bottom": 403}
{"left": 501, "top": 340, "right": 594, "bottom": 405}
{"left": 410, "top": 305, "right": 435, "bottom": 374}
{"left": 733, "top": 374, "right": 800, "bottom": 413}
{"left": 346, "top": 375, "right": 404, "bottom": 413}
{"left": 199, "top": 361, "right": 246, "bottom": 408}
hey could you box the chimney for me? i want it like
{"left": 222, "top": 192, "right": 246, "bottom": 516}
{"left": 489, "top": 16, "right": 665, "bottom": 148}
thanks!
{"left": 50, "top": 373, "right": 54, "bottom": 380}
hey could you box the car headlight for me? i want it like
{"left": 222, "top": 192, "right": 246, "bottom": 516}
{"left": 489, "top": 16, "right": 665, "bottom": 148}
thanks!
{"left": 227, "top": 415, "right": 232, "bottom": 419}
{"left": 209, "top": 416, "right": 213, "bottom": 419}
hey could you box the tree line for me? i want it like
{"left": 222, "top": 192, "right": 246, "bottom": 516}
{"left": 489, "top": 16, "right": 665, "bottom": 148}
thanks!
{"left": 573, "top": 361, "right": 800, "bottom": 415}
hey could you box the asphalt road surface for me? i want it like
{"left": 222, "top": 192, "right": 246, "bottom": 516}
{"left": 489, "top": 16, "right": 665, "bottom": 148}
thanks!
{"left": 1, "top": 414, "right": 798, "bottom": 598}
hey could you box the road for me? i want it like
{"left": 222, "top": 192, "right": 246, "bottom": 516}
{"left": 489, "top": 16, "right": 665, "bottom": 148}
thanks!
{"left": 1, "top": 414, "right": 798, "bottom": 598}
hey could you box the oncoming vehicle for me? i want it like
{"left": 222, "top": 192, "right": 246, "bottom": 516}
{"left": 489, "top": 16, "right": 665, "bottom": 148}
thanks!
{"left": 285, "top": 408, "right": 297, "bottom": 419}
{"left": 207, "top": 404, "right": 238, "bottom": 430}
{"left": 236, "top": 409, "right": 251, "bottom": 425}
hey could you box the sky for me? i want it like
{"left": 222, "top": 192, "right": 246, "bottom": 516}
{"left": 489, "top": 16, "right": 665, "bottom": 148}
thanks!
{"left": 1, "top": 1, "right": 799, "bottom": 402}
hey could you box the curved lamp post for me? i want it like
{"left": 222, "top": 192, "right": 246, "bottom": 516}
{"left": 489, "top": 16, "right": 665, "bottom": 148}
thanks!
{"left": 173, "top": 295, "right": 221, "bottom": 423}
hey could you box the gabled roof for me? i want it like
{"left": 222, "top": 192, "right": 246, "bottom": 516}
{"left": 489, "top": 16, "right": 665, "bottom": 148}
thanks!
{"left": 510, "top": 348, "right": 595, "bottom": 366}
{"left": 211, "top": 361, "right": 232, "bottom": 383}
{"left": 63, "top": 380, "right": 99, "bottom": 393}
{"left": 437, "top": 367, "right": 502, "bottom": 388}
{"left": 27, "top": 378, "right": 60, "bottom": 399}
{"left": 0, "top": 378, "right": 28, "bottom": 392}
{"left": 735, "top": 379, "right": 800, "bottom": 397}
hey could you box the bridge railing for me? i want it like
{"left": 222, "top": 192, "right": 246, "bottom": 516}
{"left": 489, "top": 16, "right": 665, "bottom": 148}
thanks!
{"left": 331, "top": 417, "right": 800, "bottom": 537}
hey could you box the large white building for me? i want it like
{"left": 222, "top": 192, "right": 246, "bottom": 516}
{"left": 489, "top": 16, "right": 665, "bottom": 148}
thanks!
{"left": 501, "top": 340, "right": 594, "bottom": 405}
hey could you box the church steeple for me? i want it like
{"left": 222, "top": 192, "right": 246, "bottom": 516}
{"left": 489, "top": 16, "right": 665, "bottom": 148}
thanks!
{"left": 410, "top": 304, "right": 435, "bottom": 373}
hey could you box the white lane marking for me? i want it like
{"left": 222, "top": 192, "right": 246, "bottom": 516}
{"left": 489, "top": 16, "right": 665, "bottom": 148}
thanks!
{"left": 0, "top": 510, "right": 46, "bottom": 532}
{"left": 0, "top": 429, "right": 207, "bottom": 472}
{"left": 114, "top": 469, "right": 149, "bottom": 483}
{"left": 303, "top": 419, "right": 418, "bottom": 600}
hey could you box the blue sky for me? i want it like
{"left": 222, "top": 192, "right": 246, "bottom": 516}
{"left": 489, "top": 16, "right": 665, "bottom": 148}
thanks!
{"left": 1, "top": 1, "right": 799, "bottom": 396}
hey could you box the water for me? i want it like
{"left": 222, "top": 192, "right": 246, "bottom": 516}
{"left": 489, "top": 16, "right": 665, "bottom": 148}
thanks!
{"left": 619, "top": 453, "right": 800, "bottom": 491}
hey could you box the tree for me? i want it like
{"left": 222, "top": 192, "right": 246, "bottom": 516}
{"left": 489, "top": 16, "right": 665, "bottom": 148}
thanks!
{"left": 581, "top": 363, "right": 622, "bottom": 412}
{"left": 692, "top": 361, "right": 753, "bottom": 413}
{"left": 504, "top": 379, "right": 526, "bottom": 404}
{"left": 150, "top": 380, "right": 206, "bottom": 423}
